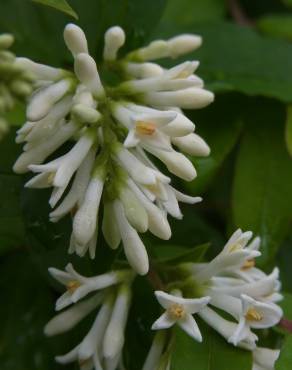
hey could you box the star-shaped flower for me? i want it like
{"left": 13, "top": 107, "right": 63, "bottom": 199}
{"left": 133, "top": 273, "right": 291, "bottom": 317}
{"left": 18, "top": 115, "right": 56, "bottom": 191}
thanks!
{"left": 152, "top": 290, "right": 210, "bottom": 342}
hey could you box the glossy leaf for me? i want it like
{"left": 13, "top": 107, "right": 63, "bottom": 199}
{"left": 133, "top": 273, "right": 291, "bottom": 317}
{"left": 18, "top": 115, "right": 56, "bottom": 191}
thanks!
{"left": 171, "top": 323, "right": 252, "bottom": 370}
{"left": 276, "top": 335, "right": 292, "bottom": 370}
{"left": 232, "top": 99, "right": 292, "bottom": 265}
{"left": 257, "top": 14, "right": 292, "bottom": 41}
{"left": 32, "top": 0, "right": 78, "bottom": 19}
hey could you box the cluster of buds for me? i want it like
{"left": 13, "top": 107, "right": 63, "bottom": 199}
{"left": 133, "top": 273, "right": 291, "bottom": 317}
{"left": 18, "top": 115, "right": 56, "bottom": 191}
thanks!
{"left": 0, "top": 33, "right": 33, "bottom": 139}
{"left": 13, "top": 23, "right": 214, "bottom": 275}
{"left": 150, "top": 229, "right": 283, "bottom": 369}
{"left": 45, "top": 264, "right": 134, "bottom": 369}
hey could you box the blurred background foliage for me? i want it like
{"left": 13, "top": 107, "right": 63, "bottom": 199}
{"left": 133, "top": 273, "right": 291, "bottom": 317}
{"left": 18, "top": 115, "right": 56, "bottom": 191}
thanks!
{"left": 0, "top": 0, "right": 292, "bottom": 369}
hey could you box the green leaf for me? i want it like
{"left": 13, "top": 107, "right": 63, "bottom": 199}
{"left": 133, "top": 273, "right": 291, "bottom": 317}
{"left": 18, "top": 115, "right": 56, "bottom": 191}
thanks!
{"left": 161, "top": 0, "right": 226, "bottom": 27}
{"left": 151, "top": 243, "right": 210, "bottom": 265}
{"left": 157, "top": 22, "right": 292, "bottom": 102}
{"left": 32, "top": 0, "right": 78, "bottom": 19}
{"left": 0, "top": 0, "right": 167, "bottom": 65}
{"left": 276, "top": 335, "right": 292, "bottom": 370}
{"left": 280, "top": 293, "right": 292, "bottom": 321}
{"left": 232, "top": 99, "right": 292, "bottom": 265}
{"left": 184, "top": 94, "right": 243, "bottom": 194}
{"left": 171, "top": 323, "right": 252, "bottom": 370}
{"left": 257, "top": 14, "right": 292, "bottom": 41}
{"left": 285, "top": 105, "right": 292, "bottom": 157}
{"left": 0, "top": 253, "right": 57, "bottom": 369}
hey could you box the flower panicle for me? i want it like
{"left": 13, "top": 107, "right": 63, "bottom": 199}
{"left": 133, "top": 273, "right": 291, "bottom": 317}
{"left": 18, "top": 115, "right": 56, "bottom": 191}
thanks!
{"left": 13, "top": 23, "right": 213, "bottom": 276}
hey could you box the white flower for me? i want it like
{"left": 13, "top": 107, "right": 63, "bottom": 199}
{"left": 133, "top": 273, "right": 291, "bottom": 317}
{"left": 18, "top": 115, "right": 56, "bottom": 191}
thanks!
{"left": 102, "top": 284, "right": 132, "bottom": 359}
{"left": 142, "top": 331, "right": 170, "bottom": 370}
{"left": 252, "top": 347, "right": 280, "bottom": 370}
{"left": 64, "top": 23, "right": 89, "bottom": 57}
{"left": 199, "top": 306, "right": 258, "bottom": 350}
{"left": 228, "top": 294, "right": 282, "bottom": 346}
{"left": 103, "top": 26, "right": 126, "bottom": 61}
{"left": 113, "top": 199, "right": 149, "bottom": 275}
{"left": 49, "top": 263, "right": 132, "bottom": 310}
{"left": 152, "top": 290, "right": 210, "bottom": 342}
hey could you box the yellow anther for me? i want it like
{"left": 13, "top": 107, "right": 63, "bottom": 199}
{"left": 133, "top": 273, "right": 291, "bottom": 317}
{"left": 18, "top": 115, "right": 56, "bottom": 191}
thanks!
{"left": 245, "top": 308, "right": 263, "bottom": 322}
{"left": 176, "top": 71, "right": 190, "bottom": 79}
{"left": 241, "top": 259, "right": 255, "bottom": 270}
{"left": 168, "top": 303, "right": 185, "bottom": 320}
{"left": 47, "top": 172, "right": 56, "bottom": 185}
{"left": 66, "top": 280, "right": 81, "bottom": 293}
{"left": 135, "top": 121, "right": 156, "bottom": 135}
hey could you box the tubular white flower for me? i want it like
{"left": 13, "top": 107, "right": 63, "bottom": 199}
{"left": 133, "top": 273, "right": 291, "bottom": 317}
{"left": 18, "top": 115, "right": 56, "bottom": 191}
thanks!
{"left": 49, "top": 263, "right": 130, "bottom": 310}
{"left": 15, "top": 57, "right": 65, "bottom": 81}
{"left": 64, "top": 23, "right": 89, "bottom": 57}
{"left": 72, "top": 168, "right": 105, "bottom": 247}
{"left": 252, "top": 347, "right": 280, "bottom": 370}
{"left": 103, "top": 284, "right": 132, "bottom": 359}
{"left": 74, "top": 53, "right": 105, "bottom": 98}
{"left": 152, "top": 290, "right": 210, "bottom": 342}
{"left": 124, "top": 62, "right": 164, "bottom": 79}
{"left": 113, "top": 199, "right": 149, "bottom": 275}
{"left": 142, "top": 331, "right": 167, "bottom": 370}
{"left": 229, "top": 294, "right": 282, "bottom": 346}
{"left": 199, "top": 306, "right": 258, "bottom": 350}
{"left": 172, "top": 133, "right": 210, "bottom": 156}
{"left": 102, "top": 201, "right": 121, "bottom": 249}
{"left": 44, "top": 293, "right": 103, "bottom": 336}
{"left": 167, "top": 34, "right": 202, "bottom": 58}
{"left": 27, "top": 79, "right": 73, "bottom": 121}
{"left": 143, "top": 88, "right": 214, "bottom": 109}
{"left": 103, "top": 26, "right": 126, "bottom": 61}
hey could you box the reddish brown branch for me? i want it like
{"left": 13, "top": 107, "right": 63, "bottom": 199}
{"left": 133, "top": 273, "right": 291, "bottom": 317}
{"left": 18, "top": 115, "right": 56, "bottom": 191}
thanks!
{"left": 279, "top": 318, "right": 292, "bottom": 333}
{"left": 227, "top": 0, "right": 254, "bottom": 27}
{"left": 147, "top": 263, "right": 165, "bottom": 291}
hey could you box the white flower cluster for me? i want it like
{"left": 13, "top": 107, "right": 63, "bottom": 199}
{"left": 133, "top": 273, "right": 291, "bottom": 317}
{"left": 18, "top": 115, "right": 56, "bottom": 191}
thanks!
{"left": 149, "top": 229, "right": 283, "bottom": 369}
{"left": 0, "top": 33, "right": 33, "bottom": 139}
{"left": 45, "top": 264, "right": 134, "bottom": 370}
{"left": 13, "top": 24, "right": 214, "bottom": 275}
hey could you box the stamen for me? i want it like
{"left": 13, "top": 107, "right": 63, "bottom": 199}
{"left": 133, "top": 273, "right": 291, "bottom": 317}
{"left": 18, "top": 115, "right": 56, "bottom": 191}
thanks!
{"left": 66, "top": 280, "right": 81, "bottom": 293}
{"left": 245, "top": 308, "right": 263, "bottom": 321}
{"left": 241, "top": 259, "right": 255, "bottom": 270}
{"left": 48, "top": 172, "right": 56, "bottom": 185}
{"left": 135, "top": 121, "right": 156, "bottom": 135}
{"left": 168, "top": 303, "right": 185, "bottom": 320}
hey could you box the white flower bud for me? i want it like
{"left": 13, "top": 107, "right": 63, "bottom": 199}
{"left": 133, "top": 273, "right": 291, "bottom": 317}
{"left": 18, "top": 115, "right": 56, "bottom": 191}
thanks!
{"left": 143, "top": 87, "right": 214, "bottom": 109}
{"left": 71, "top": 104, "right": 101, "bottom": 123}
{"left": 27, "top": 79, "right": 72, "bottom": 121}
{"left": 172, "top": 133, "right": 210, "bottom": 156}
{"left": 114, "top": 200, "right": 149, "bottom": 275}
{"left": 74, "top": 53, "right": 104, "bottom": 97}
{"left": 44, "top": 293, "right": 102, "bottom": 336}
{"left": 125, "top": 62, "right": 164, "bottom": 79}
{"left": 103, "top": 285, "right": 131, "bottom": 359}
{"left": 0, "top": 33, "right": 14, "bottom": 49}
{"left": 161, "top": 112, "right": 195, "bottom": 137}
{"left": 120, "top": 187, "right": 148, "bottom": 233}
{"left": 15, "top": 57, "right": 64, "bottom": 81}
{"left": 167, "top": 34, "right": 202, "bottom": 58}
{"left": 102, "top": 201, "right": 121, "bottom": 249}
{"left": 103, "top": 26, "right": 126, "bottom": 61}
{"left": 64, "top": 23, "right": 88, "bottom": 57}
{"left": 73, "top": 173, "right": 104, "bottom": 246}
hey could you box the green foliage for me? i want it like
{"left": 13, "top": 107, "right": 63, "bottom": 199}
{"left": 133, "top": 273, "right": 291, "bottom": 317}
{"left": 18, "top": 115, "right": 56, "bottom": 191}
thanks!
{"left": 257, "top": 14, "right": 292, "bottom": 41}
{"left": 276, "top": 335, "right": 292, "bottom": 370}
{"left": 171, "top": 324, "right": 253, "bottom": 370}
{"left": 32, "top": 0, "right": 78, "bottom": 19}
{"left": 232, "top": 99, "right": 292, "bottom": 265}
{"left": 285, "top": 105, "right": 292, "bottom": 157}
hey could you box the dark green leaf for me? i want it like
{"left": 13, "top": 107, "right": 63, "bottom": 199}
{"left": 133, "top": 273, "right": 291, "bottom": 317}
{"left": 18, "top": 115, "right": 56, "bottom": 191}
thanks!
{"left": 0, "top": 253, "right": 57, "bottom": 370}
{"left": 171, "top": 323, "right": 252, "bottom": 370}
{"left": 280, "top": 293, "right": 292, "bottom": 321}
{"left": 0, "top": 0, "right": 167, "bottom": 65}
{"left": 257, "top": 14, "right": 292, "bottom": 41}
{"left": 184, "top": 94, "right": 243, "bottom": 194}
{"left": 157, "top": 22, "right": 292, "bottom": 102}
{"left": 232, "top": 99, "right": 292, "bottom": 265}
{"left": 151, "top": 243, "right": 209, "bottom": 265}
{"left": 32, "top": 0, "right": 78, "bottom": 19}
{"left": 161, "top": 0, "right": 226, "bottom": 27}
{"left": 276, "top": 335, "right": 292, "bottom": 370}
{"left": 285, "top": 105, "right": 292, "bottom": 157}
